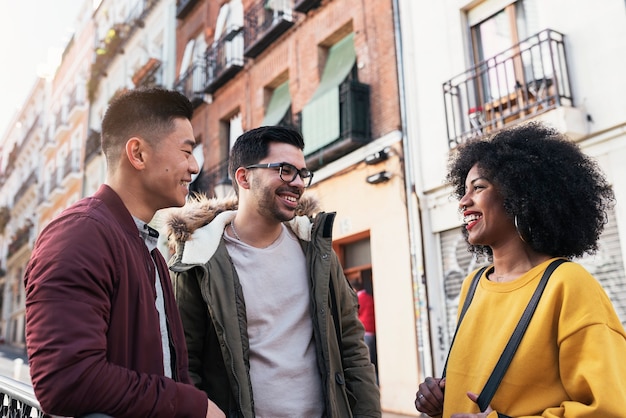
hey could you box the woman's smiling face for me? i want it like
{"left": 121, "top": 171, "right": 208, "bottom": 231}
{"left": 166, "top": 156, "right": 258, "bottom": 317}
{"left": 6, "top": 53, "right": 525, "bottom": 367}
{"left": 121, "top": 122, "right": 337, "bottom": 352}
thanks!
{"left": 459, "top": 164, "right": 517, "bottom": 248}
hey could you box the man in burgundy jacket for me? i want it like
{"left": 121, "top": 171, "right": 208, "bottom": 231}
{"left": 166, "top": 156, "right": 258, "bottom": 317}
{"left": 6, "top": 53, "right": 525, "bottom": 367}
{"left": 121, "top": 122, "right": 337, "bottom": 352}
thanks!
{"left": 24, "top": 88, "right": 224, "bottom": 418}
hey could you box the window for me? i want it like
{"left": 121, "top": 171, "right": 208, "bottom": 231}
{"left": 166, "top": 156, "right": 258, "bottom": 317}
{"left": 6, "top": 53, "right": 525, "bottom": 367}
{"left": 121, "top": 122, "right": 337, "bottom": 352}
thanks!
{"left": 301, "top": 32, "right": 357, "bottom": 156}
{"left": 262, "top": 79, "right": 292, "bottom": 127}
{"left": 469, "top": 0, "right": 539, "bottom": 101}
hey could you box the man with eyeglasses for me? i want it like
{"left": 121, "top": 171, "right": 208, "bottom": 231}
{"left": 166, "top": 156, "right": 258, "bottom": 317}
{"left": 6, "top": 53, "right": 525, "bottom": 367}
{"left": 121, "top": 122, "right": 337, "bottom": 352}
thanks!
{"left": 164, "top": 126, "right": 380, "bottom": 418}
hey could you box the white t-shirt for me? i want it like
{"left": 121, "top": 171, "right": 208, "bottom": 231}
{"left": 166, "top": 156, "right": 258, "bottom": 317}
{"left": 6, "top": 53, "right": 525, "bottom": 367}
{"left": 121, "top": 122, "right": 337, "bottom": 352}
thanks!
{"left": 225, "top": 224, "right": 324, "bottom": 418}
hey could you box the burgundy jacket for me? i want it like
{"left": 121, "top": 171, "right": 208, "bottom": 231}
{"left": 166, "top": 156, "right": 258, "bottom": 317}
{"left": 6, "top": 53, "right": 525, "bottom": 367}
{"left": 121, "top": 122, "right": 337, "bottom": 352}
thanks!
{"left": 24, "top": 185, "right": 208, "bottom": 417}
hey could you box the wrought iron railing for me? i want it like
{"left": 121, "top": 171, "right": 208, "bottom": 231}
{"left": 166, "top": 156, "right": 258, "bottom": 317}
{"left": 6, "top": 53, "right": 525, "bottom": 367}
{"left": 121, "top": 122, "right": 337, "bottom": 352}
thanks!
{"left": 13, "top": 171, "right": 37, "bottom": 207}
{"left": 443, "top": 29, "right": 573, "bottom": 148}
{"left": 244, "top": 0, "right": 294, "bottom": 58}
{"left": 63, "top": 152, "right": 81, "bottom": 179}
{"left": 4, "top": 116, "right": 40, "bottom": 180}
{"left": 305, "top": 79, "right": 371, "bottom": 171}
{"left": 88, "top": 0, "right": 160, "bottom": 99}
{"left": 7, "top": 222, "right": 32, "bottom": 259}
{"left": 84, "top": 129, "right": 101, "bottom": 164}
{"left": 176, "top": 0, "right": 200, "bottom": 19}
{"left": 294, "top": 0, "right": 320, "bottom": 13}
{"left": 0, "top": 376, "right": 45, "bottom": 418}
{"left": 174, "top": 60, "right": 206, "bottom": 107}
{"left": 197, "top": 158, "right": 232, "bottom": 198}
{"left": 204, "top": 29, "right": 245, "bottom": 94}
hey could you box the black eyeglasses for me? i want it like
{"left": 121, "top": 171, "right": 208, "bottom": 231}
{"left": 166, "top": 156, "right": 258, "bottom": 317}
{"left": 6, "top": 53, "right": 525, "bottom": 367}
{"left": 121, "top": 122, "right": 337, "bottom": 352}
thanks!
{"left": 246, "top": 162, "right": 314, "bottom": 187}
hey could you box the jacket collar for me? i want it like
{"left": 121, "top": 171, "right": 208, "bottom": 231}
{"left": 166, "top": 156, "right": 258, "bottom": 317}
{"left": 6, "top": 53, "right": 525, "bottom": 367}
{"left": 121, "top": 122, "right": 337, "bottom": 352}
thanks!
{"left": 95, "top": 184, "right": 138, "bottom": 235}
{"left": 161, "top": 194, "right": 321, "bottom": 265}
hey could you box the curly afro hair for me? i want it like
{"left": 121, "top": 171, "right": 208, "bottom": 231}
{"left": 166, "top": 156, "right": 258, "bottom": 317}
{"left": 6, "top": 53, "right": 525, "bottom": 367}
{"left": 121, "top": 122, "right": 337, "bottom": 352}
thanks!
{"left": 447, "top": 121, "right": 614, "bottom": 258}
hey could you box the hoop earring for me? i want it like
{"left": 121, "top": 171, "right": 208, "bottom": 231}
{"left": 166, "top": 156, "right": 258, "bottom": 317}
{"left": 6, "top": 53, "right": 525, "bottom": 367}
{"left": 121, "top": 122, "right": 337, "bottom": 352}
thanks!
{"left": 514, "top": 215, "right": 529, "bottom": 243}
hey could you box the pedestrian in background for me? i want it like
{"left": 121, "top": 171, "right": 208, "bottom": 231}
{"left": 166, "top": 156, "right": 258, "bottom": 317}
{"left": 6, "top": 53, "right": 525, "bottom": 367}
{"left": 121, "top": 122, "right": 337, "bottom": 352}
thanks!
{"left": 349, "top": 272, "right": 377, "bottom": 382}
{"left": 415, "top": 122, "right": 626, "bottom": 417}
{"left": 166, "top": 126, "right": 380, "bottom": 417}
{"left": 24, "top": 88, "right": 224, "bottom": 418}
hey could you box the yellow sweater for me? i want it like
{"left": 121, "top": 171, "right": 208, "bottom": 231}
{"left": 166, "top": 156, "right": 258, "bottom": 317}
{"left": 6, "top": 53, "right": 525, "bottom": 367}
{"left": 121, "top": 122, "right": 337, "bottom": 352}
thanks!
{"left": 443, "top": 258, "right": 626, "bottom": 417}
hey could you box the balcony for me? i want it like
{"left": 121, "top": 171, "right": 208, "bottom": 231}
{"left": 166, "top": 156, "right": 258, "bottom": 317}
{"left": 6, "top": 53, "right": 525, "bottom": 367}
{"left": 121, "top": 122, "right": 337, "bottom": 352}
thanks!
{"left": 132, "top": 57, "right": 162, "bottom": 88}
{"left": 204, "top": 29, "right": 245, "bottom": 95}
{"left": 305, "top": 79, "right": 371, "bottom": 171}
{"left": 174, "top": 60, "right": 207, "bottom": 108}
{"left": 443, "top": 29, "right": 577, "bottom": 148}
{"left": 84, "top": 129, "right": 102, "bottom": 164}
{"left": 48, "top": 168, "right": 64, "bottom": 197}
{"left": 176, "top": 0, "right": 200, "bottom": 19}
{"left": 294, "top": 0, "right": 320, "bottom": 13}
{"left": 197, "top": 158, "right": 232, "bottom": 198}
{"left": 88, "top": 1, "right": 158, "bottom": 100}
{"left": 68, "top": 86, "right": 87, "bottom": 120}
{"left": 244, "top": 0, "right": 295, "bottom": 58}
{"left": 13, "top": 171, "right": 37, "bottom": 207}
{"left": 8, "top": 222, "right": 32, "bottom": 259}
{"left": 62, "top": 152, "right": 81, "bottom": 180}
{"left": 55, "top": 110, "right": 69, "bottom": 136}
{"left": 0, "top": 206, "right": 9, "bottom": 234}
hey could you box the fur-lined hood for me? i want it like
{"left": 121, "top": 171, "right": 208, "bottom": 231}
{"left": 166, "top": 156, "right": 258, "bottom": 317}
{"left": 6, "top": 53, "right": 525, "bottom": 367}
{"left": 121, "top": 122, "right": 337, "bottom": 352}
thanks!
{"left": 157, "top": 194, "right": 321, "bottom": 262}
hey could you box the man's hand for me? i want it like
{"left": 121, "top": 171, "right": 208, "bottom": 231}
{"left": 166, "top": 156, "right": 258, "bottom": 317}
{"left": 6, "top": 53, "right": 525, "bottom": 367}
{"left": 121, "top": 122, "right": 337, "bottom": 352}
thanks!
{"left": 206, "top": 399, "right": 225, "bottom": 418}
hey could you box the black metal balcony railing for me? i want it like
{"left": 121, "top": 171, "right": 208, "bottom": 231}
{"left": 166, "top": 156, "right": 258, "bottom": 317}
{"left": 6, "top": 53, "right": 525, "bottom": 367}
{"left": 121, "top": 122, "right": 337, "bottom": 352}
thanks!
{"left": 88, "top": 0, "right": 159, "bottom": 99}
{"left": 84, "top": 129, "right": 102, "bottom": 164}
{"left": 277, "top": 105, "right": 300, "bottom": 132}
{"left": 204, "top": 29, "right": 245, "bottom": 94}
{"left": 294, "top": 0, "right": 320, "bottom": 13}
{"left": 4, "top": 116, "right": 40, "bottom": 181}
{"left": 244, "top": 0, "right": 295, "bottom": 58}
{"left": 48, "top": 168, "right": 62, "bottom": 195}
{"left": 176, "top": 0, "right": 200, "bottom": 19}
{"left": 68, "top": 86, "right": 86, "bottom": 118}
{"left": 63, "top": 152, "right": 81, "bottom": 179}
{"left": 8, "top": 223, "right": 32, "bottom": 259}
{"left": 174, "top": 60, "right": 207, "bottom": 108}
{"left": 55, "top": 110, "right": 69, "bottom": 136}
{"left": 132, "top": 57, "right": 162, "bottom": 88}
{"left": 199, "top": 158, "right": 231, "bottom": 198}
{"left": 305, "top": 79, "right": 371, "bottom": 171}
{"left": 13, "top": 171, "right": 37, "bottom": 207}
{"left": 0, "top": 376, "right": 44, "bottom": 418}
{"left": 443, "top": 29, "right": 573, "bottom": 148}
{"left": 0, "top": 206, "right": 10, "bottom": 233}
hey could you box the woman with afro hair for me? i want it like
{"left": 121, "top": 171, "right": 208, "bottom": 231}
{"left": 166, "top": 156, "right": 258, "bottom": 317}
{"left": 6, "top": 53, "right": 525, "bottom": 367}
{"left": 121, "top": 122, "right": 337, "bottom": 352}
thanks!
{"left": 415, "top": 122, "right": 626, "bottom": 417}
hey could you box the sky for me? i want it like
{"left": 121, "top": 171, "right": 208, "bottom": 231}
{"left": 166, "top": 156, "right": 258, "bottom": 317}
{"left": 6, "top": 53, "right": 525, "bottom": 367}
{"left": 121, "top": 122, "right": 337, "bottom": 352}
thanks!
{"left": 0, "top": 0, "right": 86, "bottom": 138}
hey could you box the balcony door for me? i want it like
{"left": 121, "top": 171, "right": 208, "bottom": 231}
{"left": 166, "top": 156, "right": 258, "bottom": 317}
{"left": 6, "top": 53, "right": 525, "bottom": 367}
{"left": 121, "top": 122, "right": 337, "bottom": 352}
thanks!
{"left": 469, "top": 0, "right": 538, "bottom": 103}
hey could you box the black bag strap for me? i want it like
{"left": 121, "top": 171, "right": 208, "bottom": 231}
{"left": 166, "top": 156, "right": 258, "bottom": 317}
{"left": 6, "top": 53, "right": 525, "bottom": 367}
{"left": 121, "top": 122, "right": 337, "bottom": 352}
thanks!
{"left": 476, "top": 258, "right": 568, "bottom": 411}
{"left": 442, "top": 265, "right": 488, "bottom": 378}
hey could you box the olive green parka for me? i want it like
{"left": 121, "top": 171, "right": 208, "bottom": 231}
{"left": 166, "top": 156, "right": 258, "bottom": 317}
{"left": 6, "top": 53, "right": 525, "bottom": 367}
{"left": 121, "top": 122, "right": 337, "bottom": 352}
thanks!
{"left": 164, "top": 195, "right": 380, "bottom": 418}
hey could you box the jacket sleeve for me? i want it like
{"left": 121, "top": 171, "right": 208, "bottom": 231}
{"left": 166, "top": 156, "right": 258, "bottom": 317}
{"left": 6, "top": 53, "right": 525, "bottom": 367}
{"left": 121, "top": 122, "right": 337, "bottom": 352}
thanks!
{"left": 171, "top": 265, "right": 209, "bottom": 389}
{"left": 543, "top": 266, "right": 626, "bottom": 417}
{"left": 24, "top": 215, "right": 208, "bottom": 418}
{"left": 332, "top": 251, "right": 382, "bottom": 417}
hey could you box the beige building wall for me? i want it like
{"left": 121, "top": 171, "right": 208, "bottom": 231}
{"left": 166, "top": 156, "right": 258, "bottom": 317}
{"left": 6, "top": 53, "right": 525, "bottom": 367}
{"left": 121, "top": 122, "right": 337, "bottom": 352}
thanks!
{"left": 311, "top": 134, "right": 420, "bottom": 415}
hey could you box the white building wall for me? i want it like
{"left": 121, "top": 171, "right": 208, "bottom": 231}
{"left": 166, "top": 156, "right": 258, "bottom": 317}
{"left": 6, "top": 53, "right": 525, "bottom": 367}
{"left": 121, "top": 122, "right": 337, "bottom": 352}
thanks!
{"left": 398, "top": 0, "right": 626, "bottom": 378}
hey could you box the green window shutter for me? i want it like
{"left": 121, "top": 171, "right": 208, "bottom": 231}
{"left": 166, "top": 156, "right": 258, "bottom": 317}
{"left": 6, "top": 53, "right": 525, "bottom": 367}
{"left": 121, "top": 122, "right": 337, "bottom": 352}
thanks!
{"left": 262, "top": 80, "right": 292, "bottom": 126}
{"left": 302, "top": 33, "right": 356, "bottom": 155}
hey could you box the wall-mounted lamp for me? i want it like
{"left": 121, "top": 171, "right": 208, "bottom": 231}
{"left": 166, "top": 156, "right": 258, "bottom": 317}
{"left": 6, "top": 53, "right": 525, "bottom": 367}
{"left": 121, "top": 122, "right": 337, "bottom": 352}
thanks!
{"left": 364, "top": 146, "right": 391, "bottom": 165}
{"left": 366, "top": 171, "right": 392, "bottom": 185}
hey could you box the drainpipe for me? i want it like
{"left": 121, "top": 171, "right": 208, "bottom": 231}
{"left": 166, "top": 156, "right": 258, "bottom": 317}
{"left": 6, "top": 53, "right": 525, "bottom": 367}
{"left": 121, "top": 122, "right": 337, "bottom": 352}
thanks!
{"left": 391, "top": 0, "right": 434, "bottom": 379}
